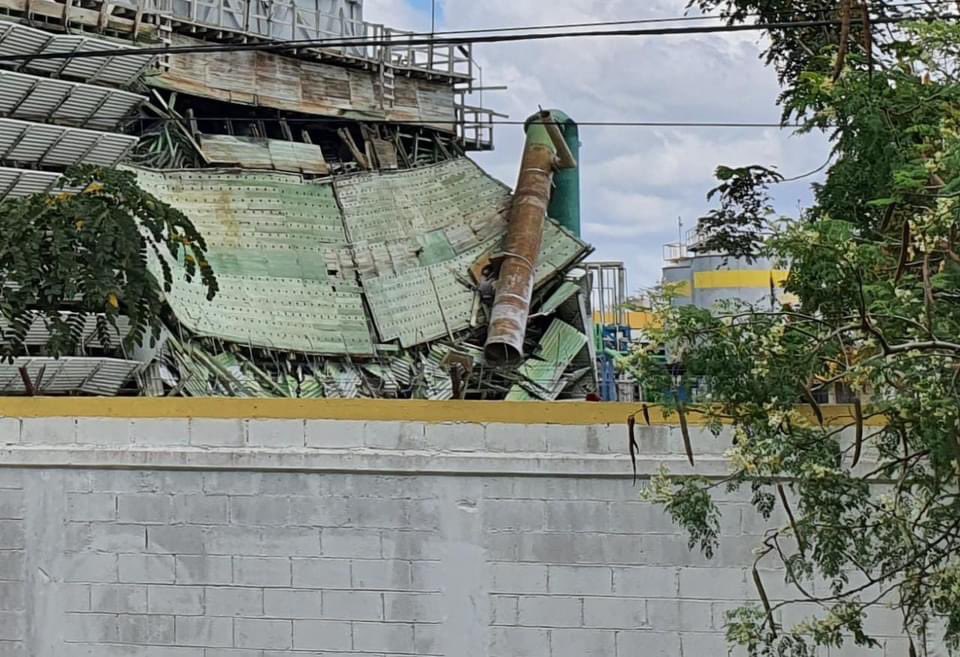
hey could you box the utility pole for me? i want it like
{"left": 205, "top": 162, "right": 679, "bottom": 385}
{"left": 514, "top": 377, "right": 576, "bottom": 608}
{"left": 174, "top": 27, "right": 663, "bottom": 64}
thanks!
{"left": 431, "top": 0, "right": 436, "bottom": 34}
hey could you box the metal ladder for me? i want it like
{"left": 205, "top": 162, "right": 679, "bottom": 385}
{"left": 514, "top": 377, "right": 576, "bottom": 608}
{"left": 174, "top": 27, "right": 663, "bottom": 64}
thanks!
{"left": 379, "top": 63, "right": 395, "bottom": 109}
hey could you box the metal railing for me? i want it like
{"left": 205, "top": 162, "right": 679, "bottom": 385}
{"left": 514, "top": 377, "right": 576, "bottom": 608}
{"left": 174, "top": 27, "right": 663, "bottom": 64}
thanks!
{"left": 663, "top": 227, "right": 713, "bottom": 261}
{"left": 455, "top": 101, "right": 506, "bottom": 151}
{"left": 663, "top": 242, "right": 689, "bottom": 262}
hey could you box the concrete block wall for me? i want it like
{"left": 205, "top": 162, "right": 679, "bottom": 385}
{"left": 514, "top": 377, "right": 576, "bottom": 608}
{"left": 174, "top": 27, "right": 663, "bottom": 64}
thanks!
{"left": 0, "top": 403, "right": 902, "bottom": 656}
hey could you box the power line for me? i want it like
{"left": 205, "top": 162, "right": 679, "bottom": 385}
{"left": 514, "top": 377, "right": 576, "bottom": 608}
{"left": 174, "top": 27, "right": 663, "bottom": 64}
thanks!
{"left": 0, "top": 114, "right": 808, "bottom": 128}
{"left": 0, "top": 11, "right": 953, "bottom": 64}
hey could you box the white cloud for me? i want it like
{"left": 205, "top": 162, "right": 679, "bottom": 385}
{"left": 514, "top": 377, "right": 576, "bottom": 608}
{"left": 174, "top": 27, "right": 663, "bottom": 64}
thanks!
{"left": 364, "top": 0, "right": 830, "bottom": 290}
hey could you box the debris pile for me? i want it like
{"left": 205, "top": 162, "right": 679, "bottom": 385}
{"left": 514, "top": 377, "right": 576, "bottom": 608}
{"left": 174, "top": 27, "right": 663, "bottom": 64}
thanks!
{"left": 135, "top": 158, "right": 597, "bottom": 400}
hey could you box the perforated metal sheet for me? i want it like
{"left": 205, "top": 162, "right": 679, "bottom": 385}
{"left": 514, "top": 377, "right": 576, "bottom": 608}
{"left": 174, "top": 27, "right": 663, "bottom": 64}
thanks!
{"left": 0, "top": 70, "right": 146, "bottom": 130}
{"left": 133, "top": 159, "right": 590, "bottom": 354}
{"left": 0, "top": 19, "right": 156, "bottom": 86}
{"left": 0, "top": 166, "right": 60, "bottom": 198}
{"left": 341, "top": 159, "right": 590, "bottom": 348}
{"left": 136, "top": 168, "right": 375, "bottom": 356}
{"left": 336, "top": 158, "right": 512, "bottom": 245}
{"left": 506, "top": 319, "right": 588, "bottom": 401}
{"left": 0, "top": 118, "right": 137, "bottom": 167}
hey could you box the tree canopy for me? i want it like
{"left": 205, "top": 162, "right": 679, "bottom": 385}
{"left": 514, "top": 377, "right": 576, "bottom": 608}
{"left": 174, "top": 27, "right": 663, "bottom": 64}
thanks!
{"left": 0, "top": 166, "right": 217, "bottom": 362}
{"left": 631, "top": 2, "right": 960, "bottom": 654}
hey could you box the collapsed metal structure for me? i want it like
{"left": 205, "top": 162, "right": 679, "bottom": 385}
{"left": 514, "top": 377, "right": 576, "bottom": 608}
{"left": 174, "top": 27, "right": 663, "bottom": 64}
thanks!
{"left": 0, "top": 0, "right": 598, "bottom": 399}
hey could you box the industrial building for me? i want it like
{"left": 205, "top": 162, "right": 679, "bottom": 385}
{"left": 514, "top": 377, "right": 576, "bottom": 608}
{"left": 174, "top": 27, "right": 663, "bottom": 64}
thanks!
{"left": 661, "top": 228, "right": 789, "bottom": 311}
{"left": 0, "top": 0, "right": 598, "bottom": 400}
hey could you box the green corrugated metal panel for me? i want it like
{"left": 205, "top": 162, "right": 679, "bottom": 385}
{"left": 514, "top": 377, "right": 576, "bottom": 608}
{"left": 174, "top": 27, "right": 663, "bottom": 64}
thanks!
{"left": 336, "top": 158, "right": 511, "bottom": 244}
{"left": 535, "top": 221, "right": 590, "bottom": 278}
{"left": 538, "top": 281, "right": 581, "bottom": 316}
{"left": 134, "top": 159, "right": 590, "bottom": 355}
{"left": 136, "top": 168, "right": 375, "bottom": 356}
{"left": 343, "top": 160, "right": 590, "bottom": 348}
{"left": 506, "top": 319, "right": 588, "bottom": 401}
{"left": 362, "top": 246, "right": 483, "bottom": 347}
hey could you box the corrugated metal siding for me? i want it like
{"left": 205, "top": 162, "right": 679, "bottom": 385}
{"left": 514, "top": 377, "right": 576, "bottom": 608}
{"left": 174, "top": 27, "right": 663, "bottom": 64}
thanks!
{"left": 338, "top": 159, "right": 589, "bottom": 348}
{"left": 0, "top": 313, "right": 131, "bottom": 347}
{"left": 199, "top": 134, "right": 329, "bottom": 174}
{"left": 506, "top": 320, "right": 589, "bottom": 401}
{"left": 0, "top": 357, "right": 139, "bottom": 395}
{"left": 0, "top": 19, "right": 155, "bottom": 87}
{"left": 135, "top": 168, "right": 375, "bottom": 356}
{"left": 0, "top": 70, "right": 145, "bottom": 130}
{"left": 0, "top": 166, "right": 60, "bottom": 197}
{"left": 0, "top": 118, "right": 137, "bottom": 167}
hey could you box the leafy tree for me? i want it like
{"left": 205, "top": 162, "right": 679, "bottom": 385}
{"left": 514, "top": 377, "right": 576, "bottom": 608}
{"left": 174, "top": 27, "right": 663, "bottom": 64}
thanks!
{"left": 0, "top": 165, "right": 217, "bottom": 362}
{"left": 629, "top": 3, "right": 960, "bottom": 655}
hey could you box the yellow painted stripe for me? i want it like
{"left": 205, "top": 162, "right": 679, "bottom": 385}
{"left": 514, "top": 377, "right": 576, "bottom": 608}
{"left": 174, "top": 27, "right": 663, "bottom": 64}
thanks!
{"left": 0, "top": 398, "right": 878, "bottom": 426}
{"left": 694, "top": 270, "right": 789, "bottom": 290}
{"left": 593, "top": 311, "right": 662, "bottom": 331}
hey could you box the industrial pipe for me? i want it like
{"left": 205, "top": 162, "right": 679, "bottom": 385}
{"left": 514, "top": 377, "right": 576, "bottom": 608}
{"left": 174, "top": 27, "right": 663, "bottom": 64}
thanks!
{"left": 543, "top": 110, "right": 581, "bottom": 237}
{"left": 484, "top": 110, "right": 573, "bottom": 365}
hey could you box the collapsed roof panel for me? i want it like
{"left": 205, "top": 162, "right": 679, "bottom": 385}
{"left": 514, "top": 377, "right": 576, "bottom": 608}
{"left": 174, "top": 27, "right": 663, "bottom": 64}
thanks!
{"left": 135, "top": 168, "right": 375, "bottom": 355}
{"left": 506, "top": 319, "right": 589, "bottom": 401}
{"left": 337, "top": 159, "right": 589, "bottom": 348}
{"left": 133, "top": 158, "right": 591, "bottom": 357}
{"left": 336, "top": 158, "right": 512, "bottom": 246}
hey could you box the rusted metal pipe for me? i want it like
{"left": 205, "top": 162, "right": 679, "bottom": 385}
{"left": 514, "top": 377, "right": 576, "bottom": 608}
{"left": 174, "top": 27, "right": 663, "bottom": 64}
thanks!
{"left": 543, "top": 120, "right": 577, "bottom": 170}
{"left": 484, "top": 110, "right": 562, "bottom": 365}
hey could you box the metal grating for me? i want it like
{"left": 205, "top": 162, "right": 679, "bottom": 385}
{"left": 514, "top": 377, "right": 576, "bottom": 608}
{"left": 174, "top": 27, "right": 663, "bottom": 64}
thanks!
{"left": 0, "top": 166, "right": 60, "bottom": 199}
{"left": 0, "top": 357, "right": 140, "bottom": 395}
{"left": 0, "top": 19, "right": 155, "bottom": 87}
{"left": 0, "top": 117, "right": 138, "bottom": 167}
{"left": 0, "top": 70, "right": 146, "bottom": 130}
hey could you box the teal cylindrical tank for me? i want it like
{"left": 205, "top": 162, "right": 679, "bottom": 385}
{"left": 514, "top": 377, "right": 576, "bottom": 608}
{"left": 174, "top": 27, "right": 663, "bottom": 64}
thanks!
{"left": 524, "top": 110, "right": 581, "bottom": 237}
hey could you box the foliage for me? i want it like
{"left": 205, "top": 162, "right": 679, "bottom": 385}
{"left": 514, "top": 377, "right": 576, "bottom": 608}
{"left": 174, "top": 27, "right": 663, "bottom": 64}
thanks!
{"left": 631, "top": 5, "right": 960, "bottom": 655}
{"left": 696, "top": 165, "right": 784, "bottom": 260}
{"left": 0, "top": 165, "right": 217, "bottom": 361}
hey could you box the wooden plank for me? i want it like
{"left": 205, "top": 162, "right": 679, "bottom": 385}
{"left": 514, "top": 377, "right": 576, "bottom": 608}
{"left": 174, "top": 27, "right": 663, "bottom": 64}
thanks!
{"left": 254, "top": 50, "right": 303, "bottom": 104}
{"left": 151, "top": 34, "right": 457, "bottom": 129}
{"left": 0, "top": 0, "right": 158, "bottom": 35}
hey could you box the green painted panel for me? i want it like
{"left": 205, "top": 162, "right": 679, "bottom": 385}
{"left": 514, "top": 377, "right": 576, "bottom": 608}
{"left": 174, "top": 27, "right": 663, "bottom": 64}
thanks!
{"left": 506, "top": 319, "right": 588, "bottom": 401}
{"left": 137, "top": 168, "right": 374, "bottom": 356}
{"left": 538, "top": 281, "right": 581, "bottom": 316}
{"left": 134, "top": 159, "right": 591, "bottom": 355}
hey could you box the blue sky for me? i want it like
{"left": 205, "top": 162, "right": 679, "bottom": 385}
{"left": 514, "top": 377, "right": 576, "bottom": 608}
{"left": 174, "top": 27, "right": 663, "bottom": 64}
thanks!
{"left": 364, "top": 0, "right": 828, "bottom": 291}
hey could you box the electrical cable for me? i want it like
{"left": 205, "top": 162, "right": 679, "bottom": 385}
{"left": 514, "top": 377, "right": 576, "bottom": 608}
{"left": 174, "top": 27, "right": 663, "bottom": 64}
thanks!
{"left": 0, "top": 10, "right": 954, "bottom": 64}
{"left": 0, "top": 114, "right": 806, "bottom": 128}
